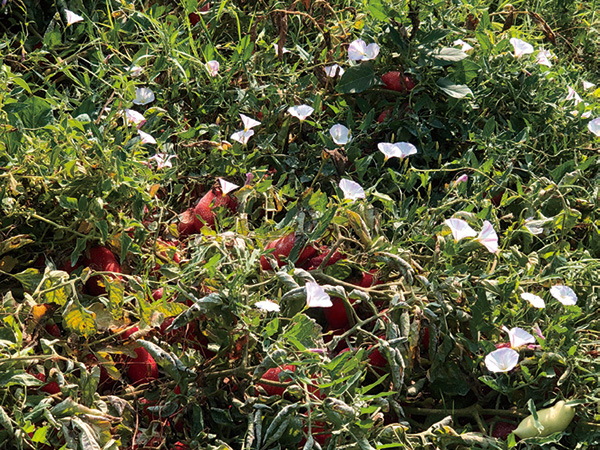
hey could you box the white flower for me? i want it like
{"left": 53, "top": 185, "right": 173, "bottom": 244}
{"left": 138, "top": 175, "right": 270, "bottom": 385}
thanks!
{"left": 138, "top": 130, "right": 156, "bottom": 144}
{"left": 305, "top": 281, "right": 332, "bottom": 308}
{"left": 444, "top": 218, "right": 477, "bottom": 242}
{"left": 329, "top": 124, "right": 351, "bottom": 145}
{"left": 348, "top": 39, "right": 380, "bottom": 61}
{"left": 206, "top": 60, "right": 219, "bottom": 76}
{"left": 504, "top": 327, "right": 536, "bottom": 349}
{"left": 124, "top": 109, "right": 146, "bottom": 128}
{"left": 287, "top": 105, "right": 314, "bottom": 121}
{"left": 550, "top": 285, "right": 577, "bottom": 306}
{"left": 588, "top": 118, "right": 600, "bottom": 136}
{"left": 582, "top": 80, "right": 596, "bottom": 90}
{"left": 377, "top": 142, "right": 417, "bottom": 160}
{"left": 535, "top": 49, "right": 552, "bottom": 67}
{"left": 149, "top": 153, "right": 176, "bottom": 170}
{"left": 339, "top": 179, "right": 365, "bottom": 201}
{"left": 566, "top": 85, "right": 583, "bottom": 104}
{"left": 521, "top": 292, "right": 545, "bottom": 309}
{"left": 65, "top": 9, "right": 84, "bottom": 26}
{"left": 218, "top": 178, "right": 239, "bottom": 195}
{"left": 476, "top": 220, "right": 499, "bottom": 253}
{"left": 133, "top": 87, "right": 155, "bottom": 105}
{"left": 510, "top": 38, "right": 534, "bottom": 58}
{"left": 128, "top": 65, "right": 143, "bottom": 77}
{"left": 255, "top": 300, "right": 280, "bottom": 312}
{"left": 273, "top": 43, "right": 290, "bottom": 56}
{"left": 231, "top": 129, "right": 254, "bottom": 145}
{"left": 240, "top": 114, "right": 261, "bottom": 131}
{"left": 485, "top": 347, "right": 520, "bottom": 373}
{"left": 523, "top": 217, "right": 545, "bottom": 235}
{"left": 324, "top": 64, "right": 345, "bottom": 77}
{"left": 453, "top": 39, "right": 473, "bottom": 52}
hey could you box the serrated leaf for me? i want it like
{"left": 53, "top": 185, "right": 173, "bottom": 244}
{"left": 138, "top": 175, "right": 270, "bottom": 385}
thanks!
{"left": 437, "top": 77, "right": 473, "bottom": 98}
{"left": 13, "top": 268, "right": 43, "bottom": 293}
{"left": 0, "top": 234, "right": 33, "bottom": 256}
{"left": 336, "top": 64, "right": 379, "bottom": 94}
{"left": 64, "top": 299, "right": 97, "bottom": 338}
{"left": 136, "top": 340, "right": 195, "bottom": 381}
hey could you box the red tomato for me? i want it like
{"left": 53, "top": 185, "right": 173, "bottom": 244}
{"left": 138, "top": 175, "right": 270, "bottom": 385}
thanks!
{"left": 260, "top": 233, "right": 317, "bottom": 270}
{"left": 381, "top": 71, "right": 415, "bottom": 93}
{"left": 83, "top": 246, "right": 122, "bottom": 296}
{"left": 127, "top": 347, "right": 159, "bottom": 385}
{"left": 377, "top": 108, "right": 392, "bottom": 123}
{"left": 193, "top": 187, "right": 237, "bottom": 228}
{"left": 178, "top": 207, "right": 199, "bottom": 236}
{"left": 491, "top": 421, "right": 517, "bottom": 439}
{"left": 256, "top": 365, "right": 296, "bottom": 396}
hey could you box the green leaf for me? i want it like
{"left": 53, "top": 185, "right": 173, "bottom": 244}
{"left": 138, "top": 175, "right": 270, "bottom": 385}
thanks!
{"left": 368, "top": 0, "right": 387, "bottom": 21}
{"left": 64, "top": 299, "right": 97, "bottom": 338}
{"left": 13, "top": 268, "right": 43, "bottom": 293}
{"left": 336, "top": 64, "right": 379, "bottom": 94}
{"left": 19, "top": 96, "right": 54, "bottom": 129}
{"left": 430, "top": 47, "right": 468, "bottom": 64}
{"left": 0, "top": 371, "right": 43, "bottom": 387}
{"left": 437, "top": 78, "right": 473, "bottom": 98}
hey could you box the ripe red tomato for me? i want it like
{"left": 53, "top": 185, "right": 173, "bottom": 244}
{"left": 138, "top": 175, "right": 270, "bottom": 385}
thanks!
{"left": 256, "top": 365, "right": 296, "bottom": 396}
{"left": 32, "top": 372, "right": 61, "bottom": 395}
{"left": 178, "top": 208, "right": 199, "bottom": 237}
{"left": 381, "top": 71, "right": 415, "bottom": 93}
{"left": 377, "top": 108, "right": 392, "bottom": 123}
{"left": 127, "top": 347, "right": 159, "bottom": 385}
{"left": 491, "top": 421, "right": 517, "bottom": 439}
{"left": 193, "top": 187, "right": 237, "bottom": 228}
{"left": 83, "top": 246, "right": 122, "bottom": 296}
{"left": 260, "top": 233, "right": 317, "bottom": 270}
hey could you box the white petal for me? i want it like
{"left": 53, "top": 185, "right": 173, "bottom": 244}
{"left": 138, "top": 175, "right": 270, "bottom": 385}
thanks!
{"left": 149, "top": 153, "right": 176, "bottom": 170}
{"left": 324, "top": 64, "right": 344, "bottom": 77}
{"left": 510, "top": 38, "right": 534, "bottom": 58}
{"left": 524, "top": 217, "right": 545, "bottom": 235}
{"left": 339, "top": 179, "right": 365, "bottom": 201}
{"left": 378, "top": 142, "right": 402, "bottom": 159}
{"left": 588, "top": 118, "right": 600, "bottom": 136}
{"left": 273, "top": 43, "right": 290, "bottom": 56}
{"left": 566, "top": 85, "right": 583, "bottom": 104}
{"left": 124, "top": 109, "right": 146, "bottom": 128}
{"left": 550, "top": 285, "right": 577, "bottom": 306}
{"left": 364, "top": 43, "right": 380, "bottom": 60}
{"left": 582, "top": 80, "right": 596, "bottom": 90}
{"left": 240, "top": 114, "right": 261, "bottom": 130}
{"left": 453, "top": 39, "right": 473, "bottom": 52}
{"left": 444, "top": 218, "right": 477, "bottom": 242}
{"left": 396, "top": 142, "right": 418, "bottom": 158}
{"left": 138, "top": 130, "right": 156, "bottom": 144}
{"left": 477, "top": 220, "right": 499, "bottom": 253}
{"left": 206, "top": 60, "right": 219, "bottom": 76}
{"left": 128, "top": 65, "right": 143, "bottom": 77}
{"left": 305, "top": 281, "right": 332, "bottom": 308}
{"left": 65, "top": 9, "right": 84, "bottom": 26}
{"left": 484, "top": 347, "right": 520, "bottom": 373}
{"left": 231, "top": 129, "right": 254, "bottom": 145}
{"left": 348, "top": 39, "right": 367, "bottom": 61}
{"left": 287, "top": 105, "right": 314, "bottom": 121}
{"left": 535, "top": 49, "right": 552, "bottom": 67}
{"left": 329, "top": 124, "right": 351, "bottom": 145}
{"left": 507, "top": 327, "right": 536, "bottom": 349}
{"left": 255, "top": 300, "right": 280, "bottom": 312}
{"left": 218, "top": 178, "right": 239, "bottom": 195}
{"left": 133, "top": 87, "right": 155, "bottom": 105}
{"left": 521, "top": 293, "right": 545, "bottom": 309}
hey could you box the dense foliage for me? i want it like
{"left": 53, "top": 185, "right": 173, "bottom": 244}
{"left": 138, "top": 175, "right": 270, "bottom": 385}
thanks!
{"left": 1, "top": 0, "right": 599, "bottom": 449}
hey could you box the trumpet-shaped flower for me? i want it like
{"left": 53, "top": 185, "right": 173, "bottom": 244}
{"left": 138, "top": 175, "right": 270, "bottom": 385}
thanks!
{"left": 566, "top": 85, "right": 583, "bottom": 104}
{"left": 485, "top": 347, "right": 519, "bottom": 373}
{"left": 377, "top": 142, "right": 417, "bottom": 160}
{"left": 324, "top": 64, "right": 345, "bottom": 77}
{"left": 65, "top": 9, "right": 84, "bottom": 26}
{"left": 231, "top": 129, "right": 254, "bottom": 145}
{"left": 588, "top": 118, "right": 600, "bottom": 136}
{"left": 219, "top": 178, "right": 239, "bottom": 195}
{"left": 273, "top": 43, "right": 290, "bottom": 56}
{"left": 521, "top": 292, "right": 545, "bottom": 309}
{"left": 128, "top": 65, "right": 143, "bottom": 77}
{"left": 124, "top": 109, "right": 146, "bottom": 128}
{"left": 206, "top": 60, "right": 219, "bottom": 76}
{"left": 287, "top": 105, "right": 314, "bottom": 121}
{"left": 329, "top": 124, "right": 351, "bottom": 145}
{"left": 476, "top": 220, "right": 499, "bottom": 253}
{"left": 453, "top": 39, "right": 473, "bottom": 52}
{"left": 523, "top": 217, "right": 545, "bottom": 235}
{"left": 305, "top": 281, "right": 332, "bottom": 308}
{"left": 504, "top": 327, "right": 536, "bottom": 349}
{"left": 240, "top": 114, "right": 261, "bottom": 131}
{"left": 138, "top": 130, "right": 156, "bottom": 144}
{"left": 133, "top": 87, "right": 155, "bottom": 105}
{"left": 453, "top": 174, "right": 468, "bottom": 186}
{"left": 149, "top": 153, "right": 176, "bottom": 170}
{"left": 550, "top": 285, "right": 577, "bottom": 306}
{"left": 535, "top": 49, "right": 553, "bottom": 67}
{"left": 255, "top": 300, "right": 280, "bottom": 312}
{"left": 444, "top": 218, "right": 477, "bottom": 242}
{"left": 510, "top": 38, "right": 534, "bottom": 58}
{"left": 339, "top": 179, "right": 365, "bottom": 201}
{"left": 348, "top": 39, "right": 380, "bottom": 61}
{"left": 582, "top": 80, "right": 596, "bottom": 90}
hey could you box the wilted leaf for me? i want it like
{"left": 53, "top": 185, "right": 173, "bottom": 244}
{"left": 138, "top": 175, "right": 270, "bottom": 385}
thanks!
{"left": 64, "top": 300, "right": 97, "bottom": 338}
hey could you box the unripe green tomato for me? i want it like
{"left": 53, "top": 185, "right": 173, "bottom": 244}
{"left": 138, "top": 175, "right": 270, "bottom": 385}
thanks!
{"left": 514, "top": 400, "right": 575, "bottom": 439}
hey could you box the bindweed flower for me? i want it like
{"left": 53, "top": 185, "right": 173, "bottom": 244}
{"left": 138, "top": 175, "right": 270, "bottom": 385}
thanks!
{"left": 124, "top": 109, "right": 146, "bottom": 128}
{"left": 454, "top": 174, "right": 468, "bottom": 186}
{"left": 476, "top": 220, "right": 499, "bottom": 253}
{"left": 245, "top": 172, "right": 254, "bottom": 185}
{"left": 535, "top": 49, "right": 553, "bottom": 67}
{"left": 377, "top": 142, "right": 417, "bottom": 160}
{"left": 218, "top": 178, "right": 239, "bottom": 195}
{"left": 324, "top": 64, "right": 345, "bottom": 77}
{"left": 206, "top": 60, "right": 219, "bottom": 76}
{"left": 566, "top": 85, "right": 583, "bottom": 104}
{"left": 588, "top": 118, "right": 600, "bottom": 136}
{"left": 453, "top": 39, "right": 473, "bottom": 52}
{"left": 133, "top": 87, "right": 155, "bottom": 105}
{"left": 339, "top": 179, "right": 365, "bottom": 201}
{"left": 582, "top": 80, "right": 596, "bottom": 90}
{"left": 128, "top": 65, "right": 143, "bottom": 77}
{"left": 138, "top": 130, "right": 156, "bottom": 144}
{"left": 240, "top": 114, "right": 261, "bottom": 130}
{"left": 287, "top": 105, "right": 314, "bottom": 121}
{"left": 521, "top": 292, "right": 545, "bottom": 309}
{"left": 348, "top": 39, "right": 380, "bottom": 61}
{"left": 329, "top": 124, "right": 351, "bottom": 145}
{"left": 550, "top": 285, "right": 577, "bottom": 306}
{"left": 510, "top": 38, "right": 534, "bottom": 58}
{"left": 533, "top": 324, "right": 545, "bottom": 340}
{"left": 65, "top": 9, "right": 84, "bottom": 26}
{"left": 305, "top": 281, "right": 332, "bottom": 308}
{"left": 503, "top": 327, "right": 536, "bottom": 349}
{"left": 523, "top": 217, "right": 545, "bottom": 235}
{"left": 273, "top": 43, "right": 290, "bottom": 56}
{"left": 231, "top": 129, "right": 254, "bottom": 145}
{"left": 255, "top": 300, "right": 280, "bottom": 312}
{"left": 444, "top": 218, "right": 477, "bottom": 242}
{"left": 149, "top": 153, "right": 176, "bottom": 170}
{"left": 485, "top": 347, "right": 519, "bottom": 373}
